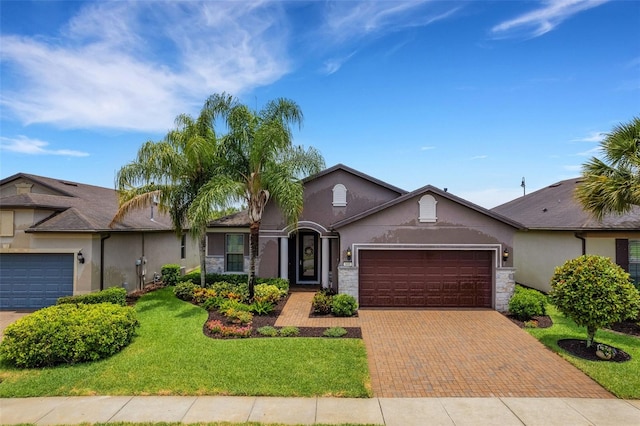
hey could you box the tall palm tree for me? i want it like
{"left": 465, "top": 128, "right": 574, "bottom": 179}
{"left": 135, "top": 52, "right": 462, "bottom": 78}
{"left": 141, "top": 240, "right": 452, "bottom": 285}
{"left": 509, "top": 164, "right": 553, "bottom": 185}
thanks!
{"left": 111, "top": 94, "right": 237, "bottom": 286}
{"left": 576, "top": 116, "right": 640, "bottom": 220}
{"left": 191, "top": 94, "right": 325, "bottom": 299}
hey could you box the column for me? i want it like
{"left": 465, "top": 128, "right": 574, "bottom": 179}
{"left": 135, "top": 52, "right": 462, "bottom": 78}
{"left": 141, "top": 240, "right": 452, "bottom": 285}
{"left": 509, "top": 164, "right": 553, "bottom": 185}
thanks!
{"left": 321, "top": 237, "right": 330, "bottom": 289}
{"left": 280, "top": 237, "right": 288, "bottom": 280}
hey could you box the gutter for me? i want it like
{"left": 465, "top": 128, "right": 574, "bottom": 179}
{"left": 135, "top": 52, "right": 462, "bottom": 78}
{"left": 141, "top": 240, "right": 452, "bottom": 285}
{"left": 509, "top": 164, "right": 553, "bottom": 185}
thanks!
{"left": 574, "top": 232, "right": 586, "bottom": 255}
{"left": 100, "top": 233, "right": 111, "bottom": 290}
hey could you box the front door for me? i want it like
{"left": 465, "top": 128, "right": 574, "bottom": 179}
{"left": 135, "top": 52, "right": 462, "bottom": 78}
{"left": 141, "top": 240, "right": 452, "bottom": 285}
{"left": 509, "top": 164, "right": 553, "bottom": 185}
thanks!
{"left": 298, "top": 231, "right": 319, "bottom": 283}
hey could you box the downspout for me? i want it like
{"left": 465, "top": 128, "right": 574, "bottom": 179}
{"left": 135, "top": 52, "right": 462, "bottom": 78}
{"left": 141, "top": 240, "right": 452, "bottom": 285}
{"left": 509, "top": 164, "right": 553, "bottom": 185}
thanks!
{"left": 100, "top": 233, "right": 111, "bottom": 290}
{"left": 574, "top": 232, "right": 586, "bottom": 255}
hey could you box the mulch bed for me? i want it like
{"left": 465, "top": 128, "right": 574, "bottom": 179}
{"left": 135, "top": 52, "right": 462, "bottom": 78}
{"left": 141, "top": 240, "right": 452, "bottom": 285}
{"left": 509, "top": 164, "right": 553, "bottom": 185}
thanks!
{"left": 506, "top": 315, "right": 553, "bottom": 329}
{"left": 202, "top": 294, "right": 362, "bottom": 339}
{"left": 607, "top": 319, "right": 640, "bottom": 337}
{"left": 557, "top": 339, "right": 631, "bottom": 362}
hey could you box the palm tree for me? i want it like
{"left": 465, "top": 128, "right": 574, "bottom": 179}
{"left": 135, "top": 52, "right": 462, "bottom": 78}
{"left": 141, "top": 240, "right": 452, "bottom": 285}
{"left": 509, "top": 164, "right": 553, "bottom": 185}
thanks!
{"left": 192, "top": 94, "right": 325, "bottom": 299}
{"left": 111, "top": 94, "right": 237, "bottom": 286}
{"left": 576, "top": 116, "right": 640, "bottom": 220}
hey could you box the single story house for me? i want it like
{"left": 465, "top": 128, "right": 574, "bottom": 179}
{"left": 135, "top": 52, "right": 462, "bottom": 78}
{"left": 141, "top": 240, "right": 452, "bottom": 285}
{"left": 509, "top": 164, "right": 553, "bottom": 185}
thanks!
{"left": 0, "top": 173, "right": 199, "bottom": 309}
{"left": 208, "top": 164, "right": 521, "bottom": 311}
{"left": 492, "top": 177, "right": 640, "bottom": 293}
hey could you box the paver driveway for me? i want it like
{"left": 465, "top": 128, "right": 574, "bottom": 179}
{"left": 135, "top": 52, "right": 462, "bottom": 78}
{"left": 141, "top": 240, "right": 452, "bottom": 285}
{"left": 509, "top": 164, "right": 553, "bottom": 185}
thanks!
{"left": 276, "top": 292, "right": 613, "bottom": 398}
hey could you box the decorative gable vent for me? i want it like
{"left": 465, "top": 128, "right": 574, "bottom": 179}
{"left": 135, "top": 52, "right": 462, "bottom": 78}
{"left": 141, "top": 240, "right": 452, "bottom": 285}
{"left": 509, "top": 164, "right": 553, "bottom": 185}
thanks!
{"left": 419, "top": 194, "right": 437, "bottom": 222}
{"left": 332, "top": 184, "right": 347, "bottom": 207}
{"left": 15, "top": 183, "right": 33, "bottom": 194}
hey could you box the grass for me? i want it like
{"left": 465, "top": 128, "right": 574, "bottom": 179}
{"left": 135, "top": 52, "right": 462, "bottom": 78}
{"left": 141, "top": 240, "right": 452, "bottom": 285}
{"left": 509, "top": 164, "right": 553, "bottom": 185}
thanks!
{"left": 0, "top": 288, "right": 371, "bottom": 398}
{"left": 525, "top": 304, "right": 640, "bottom": 399}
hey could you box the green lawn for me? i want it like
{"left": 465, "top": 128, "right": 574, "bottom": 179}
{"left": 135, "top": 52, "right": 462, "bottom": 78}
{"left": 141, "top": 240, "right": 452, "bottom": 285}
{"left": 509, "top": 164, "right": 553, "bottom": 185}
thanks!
{"left": 525, "top": 304, "right": 640, "bottom": 399}
{"left": 0, "top": 288, "right": 371, "bottom": 398}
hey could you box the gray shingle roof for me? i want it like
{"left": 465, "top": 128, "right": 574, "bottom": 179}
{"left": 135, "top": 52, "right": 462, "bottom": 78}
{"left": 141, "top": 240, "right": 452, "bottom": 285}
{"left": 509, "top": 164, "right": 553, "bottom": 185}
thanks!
{"left": 492, "top": 178, "right": 640, "bottom": 230}
{"left": 0, "top": 173, "right": 175, "bottom": 232}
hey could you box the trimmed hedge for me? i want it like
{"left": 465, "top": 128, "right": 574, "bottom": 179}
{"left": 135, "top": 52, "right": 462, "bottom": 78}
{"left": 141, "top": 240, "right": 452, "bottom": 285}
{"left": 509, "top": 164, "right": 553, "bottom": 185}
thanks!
{"left": 331, "top": 294, "right": 358, "bottom": 317}
{"left": 178, "top": 271, "right": 289, "bottom": 293}
{"left": 161, "top": 264, "right": 181, "bottom": 286}
{"left": 0, "top": 303, "right": 139, "bottom": 368}
{"left": 509, "top": 286, "right": 547, "bottom": 321}
{"left": 56, "top": 287, "right": 127, "bottom": 306}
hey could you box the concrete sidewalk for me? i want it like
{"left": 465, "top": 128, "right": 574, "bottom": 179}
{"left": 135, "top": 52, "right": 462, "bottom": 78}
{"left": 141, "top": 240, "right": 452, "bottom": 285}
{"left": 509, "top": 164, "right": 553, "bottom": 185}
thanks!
{"left": 1, "top": 396, "right": 639, "bottom": 425}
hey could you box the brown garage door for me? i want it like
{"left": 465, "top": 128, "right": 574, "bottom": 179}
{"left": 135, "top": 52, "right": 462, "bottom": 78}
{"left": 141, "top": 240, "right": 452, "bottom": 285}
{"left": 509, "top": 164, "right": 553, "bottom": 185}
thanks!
{"left": 359, "top": 250, "right": 492, "bottom": 308}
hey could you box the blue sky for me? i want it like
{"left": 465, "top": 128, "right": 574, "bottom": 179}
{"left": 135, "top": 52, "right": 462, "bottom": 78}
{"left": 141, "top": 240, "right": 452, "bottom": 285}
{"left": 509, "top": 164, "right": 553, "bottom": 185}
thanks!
{"left": 1, "top": 0, "right": 638, "bottom": 208}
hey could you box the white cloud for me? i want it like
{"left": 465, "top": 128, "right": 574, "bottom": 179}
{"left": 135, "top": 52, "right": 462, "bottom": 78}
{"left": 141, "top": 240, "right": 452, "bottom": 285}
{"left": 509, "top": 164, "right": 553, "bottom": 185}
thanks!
{"left": 0, "top": 136, "right": 89, "bottom": 157}
{"left": 0, "top": 1, "right": 290, "bottom": 132}
{"left": 455, "top": 187, "right": 525, "bottom": 209}
{"left": 563, "top": 164, "right": 582, "bottom": 171}
{"left": 322, "top": 51, "right": 357, "bottom": 75}
{"left": 576, "top": 146, "right": 602, "bottom": 156}
{"left": 571, "top": 131, "right": 607, "bottom": 142}
{"left": 420, "top": 146, "right": 436, "bottom": 151}
{"left": 491, "top": 0, "right": 610, "bottom": 39}
{"left": 471, "top": 155, "right": 488, "bottom": 160}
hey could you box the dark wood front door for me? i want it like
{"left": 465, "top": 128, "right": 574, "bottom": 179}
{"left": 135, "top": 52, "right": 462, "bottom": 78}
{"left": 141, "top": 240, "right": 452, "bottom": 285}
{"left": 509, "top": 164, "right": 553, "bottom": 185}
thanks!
{"left": 359, "top": 250, "right": 493, "bottom": 308}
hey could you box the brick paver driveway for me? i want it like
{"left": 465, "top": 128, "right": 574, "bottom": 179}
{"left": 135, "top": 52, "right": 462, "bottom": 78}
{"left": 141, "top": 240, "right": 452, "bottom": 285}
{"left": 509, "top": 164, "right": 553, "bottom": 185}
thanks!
{"left": 277, "top": 292, "right": 613, "bottom": 398}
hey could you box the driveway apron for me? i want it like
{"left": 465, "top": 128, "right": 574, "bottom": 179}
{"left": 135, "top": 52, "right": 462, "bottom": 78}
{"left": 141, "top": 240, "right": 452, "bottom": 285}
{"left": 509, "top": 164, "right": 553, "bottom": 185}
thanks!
{"left": 276, "top": 293, "right": 613, "bottom": 398}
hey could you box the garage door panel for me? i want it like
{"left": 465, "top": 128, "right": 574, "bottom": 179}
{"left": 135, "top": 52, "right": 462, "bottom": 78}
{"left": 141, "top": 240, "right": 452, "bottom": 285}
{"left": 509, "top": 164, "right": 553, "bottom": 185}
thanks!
{"left": 0, "top": 253, "right": 74, "bottom": 310}
{"left": 359, "top": 250, "right": 492, "bottom": 308}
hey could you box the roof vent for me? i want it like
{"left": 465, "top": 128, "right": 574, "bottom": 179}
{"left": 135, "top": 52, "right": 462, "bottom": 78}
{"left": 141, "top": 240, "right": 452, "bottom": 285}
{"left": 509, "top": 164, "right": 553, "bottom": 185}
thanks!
{"left": 542, "top": 208, "right": 548, "bottom": 212}
{"left": 548, "top": 183, "right": 561, "bottom": 188}
{"left": 60, "top": 181, "right": 78, "bottom": 187}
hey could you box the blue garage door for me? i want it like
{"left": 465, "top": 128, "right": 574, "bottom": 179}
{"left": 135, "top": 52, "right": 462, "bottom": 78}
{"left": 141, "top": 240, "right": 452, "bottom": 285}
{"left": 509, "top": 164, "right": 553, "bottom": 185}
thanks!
{"left": 0, "top": 253, "right": 74, "bottom": 310}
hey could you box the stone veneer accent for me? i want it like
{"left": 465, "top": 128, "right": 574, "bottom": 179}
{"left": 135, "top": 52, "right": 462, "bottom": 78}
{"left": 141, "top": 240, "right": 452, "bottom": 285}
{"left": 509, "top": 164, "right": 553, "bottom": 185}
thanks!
{"left": 337, "top": 265, "right": 516, "bottom": 312}
{"left": 495, "top": 267, "right": 516, "bottom": 312}
{"left": 337, "top": 265, "right": 358, "bottom": 299}
{"left": 205, "top": 256, "right": 250, "bottom": 275}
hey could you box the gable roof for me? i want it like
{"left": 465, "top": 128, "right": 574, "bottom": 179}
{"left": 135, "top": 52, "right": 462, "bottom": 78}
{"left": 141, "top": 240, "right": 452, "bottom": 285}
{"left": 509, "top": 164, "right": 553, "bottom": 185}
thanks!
{"left": 492, "top": 178, "right": 640, "bottom": 230}
{"left": 0, "top": 173, "right": 175, "bottom": 232}
{"left": 332, "top": 184, "right": 524, "bottom": 230}
{"left": 304, "top": 163, "right": 407, "bottom": 196}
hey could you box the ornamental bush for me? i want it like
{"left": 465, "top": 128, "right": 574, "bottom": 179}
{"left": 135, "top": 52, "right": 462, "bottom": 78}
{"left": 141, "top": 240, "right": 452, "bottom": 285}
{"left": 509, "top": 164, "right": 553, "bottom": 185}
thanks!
{"left": 254, "top": 284, "right": 285, "bottom": 304}
{"left": 0, "top": 303, "right": 139, "bottom": 368}
{"left": 323, "top": 327, "right": 348, "bottom": 337}
{"left": 173, "top": 281, "right": 197, "bottom": 301}
{"left": 161, "top": 264, "right": 181, "bottom": 286}
{"left": 279, "top": 326, "right": 300, "bottom": 337}
{"left": 57, "top": 287, "right": 127, "bottom": 306}
{"left": 331, "top": 294, "right": 358, "bottom": 317}
{"left": 508, "top": 286, "right": 547, "bottom": 321}
{"left": 550, "top": 255, "right": 640, "bottom": 347}
{"left": 312, "top": 291, "right": 333, "bottom": 315}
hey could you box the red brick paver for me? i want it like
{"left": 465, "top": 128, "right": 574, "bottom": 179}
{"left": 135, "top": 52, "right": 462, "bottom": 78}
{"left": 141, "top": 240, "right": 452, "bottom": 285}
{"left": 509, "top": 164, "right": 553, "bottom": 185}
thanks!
{"left": 276, "top": 293, "right": 613, "bottom": 398}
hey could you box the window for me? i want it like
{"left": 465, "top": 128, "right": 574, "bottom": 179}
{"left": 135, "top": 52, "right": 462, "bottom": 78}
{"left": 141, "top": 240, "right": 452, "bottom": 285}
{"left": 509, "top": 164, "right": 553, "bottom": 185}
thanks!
{"left": 0, "top": 211, "right": 14, "bottom": 237}
{"left": 418, "top": 194, "right": 437, "bottom": 222}
{"left": 630, "top": 240, "right": 640, "bottom": 287}
{"left": 332, "top": 184, "right": 347, "bottom": 207}
{"left": 180, "top": 234, "right": 186, "bottom": 259}
{"left": 226, "top": 234, "right": 245, "bottom": 272}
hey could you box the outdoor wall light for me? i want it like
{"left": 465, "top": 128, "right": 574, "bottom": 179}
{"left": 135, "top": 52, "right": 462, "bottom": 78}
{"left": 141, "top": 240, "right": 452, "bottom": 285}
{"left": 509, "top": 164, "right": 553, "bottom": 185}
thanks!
{"left": 77, "top": 252, "right": 85, "bottom": 264}
{"left": 346, "top": 248, "right": 352, "bottom": 262}
{"left": 502, "top": 248, "right": 509, "bottom": 263}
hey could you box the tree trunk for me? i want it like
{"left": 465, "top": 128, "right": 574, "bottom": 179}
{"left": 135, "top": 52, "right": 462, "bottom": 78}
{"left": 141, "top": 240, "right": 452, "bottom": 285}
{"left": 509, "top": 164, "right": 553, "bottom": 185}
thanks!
{"left": 199, "top": 233, "right": 207, "bottom": 287}
{"left": 586, "top": 326, "right": 597, "bottom": 348}
{"left": 248, "top": 221, "right": 260, "bottom": 300}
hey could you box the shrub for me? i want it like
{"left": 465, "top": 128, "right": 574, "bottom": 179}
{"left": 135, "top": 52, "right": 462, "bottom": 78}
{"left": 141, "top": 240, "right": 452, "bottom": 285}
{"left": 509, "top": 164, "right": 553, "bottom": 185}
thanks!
{"left": 173, "top": 281, "right": 197, "bottom": 301}
{"left": 161, "top": 264, "right": 181, "bottom": 286}
{"left": 265, "top": 278, "right": 289, "bottom": 293}
{"left": 257, "top": 326, "right": 279, "bottom": 337}
{"left": 550, "top": 255, "right": 640, "bottom": 347}
{"left": 206, "top": 320, "right": 252, "bottom": 338}
{"left": 201, "top": 296, "right": 224, "bottom": 311}
{"left": 0, "top": 303, "right": 139, "bottom": 368}
{"left": 312, "top": 291, "right": 333, "bottom": 315}
{"left": 192, "top": 287, "right": 218, "bottom": 304}
{"left": 212, "top": 281, "right": 249, "bottom": 301}
{"left": 508, "top": 286, "right": 547, "bottom": 320}
{"left": 254, "top": 284, "right": 285, "bottom": 304}
{"left": 249, "top": 300, "right": 275, "bottom": 315}
{"left": 331, "top": 294, "right": 358, "bottom": 317}
{"left": 279, "top": 326, "right": 300, "bottom": 337}
{"left": 224, "top": 309, "right": 253, "bottom": 325}
{"left": 57, "top": 287, "right": 127, "bottom": 306}
{"left": 323, "top": 327, "right": 348, "bottom": 338}
{"left": 218, "top": 299, "right": 251, "bottom": 314}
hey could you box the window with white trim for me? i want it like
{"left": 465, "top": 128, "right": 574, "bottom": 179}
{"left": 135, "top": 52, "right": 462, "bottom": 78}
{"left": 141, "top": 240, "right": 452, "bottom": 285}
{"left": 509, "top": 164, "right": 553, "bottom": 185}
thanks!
{"left": 332, "top": 184, "right": 347, "bottom": 207}
{"left": 418, "top": 194, "right": 437, "bottom": 222}
{"left": 226, "top": 234, "right": 245, "bottom": 272}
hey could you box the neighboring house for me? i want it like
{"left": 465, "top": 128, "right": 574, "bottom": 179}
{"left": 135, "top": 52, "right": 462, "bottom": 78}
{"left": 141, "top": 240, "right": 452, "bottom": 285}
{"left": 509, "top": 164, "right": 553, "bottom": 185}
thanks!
{"left": 493, "top": 177, "right": 640, "bottom": 293}
{"left": 208, "top": 164, "right": 521, "bottom": 311}
{"left": 0, "top": 173, "right": 199, "bottom": 310}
